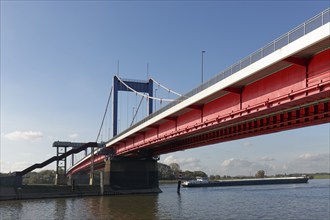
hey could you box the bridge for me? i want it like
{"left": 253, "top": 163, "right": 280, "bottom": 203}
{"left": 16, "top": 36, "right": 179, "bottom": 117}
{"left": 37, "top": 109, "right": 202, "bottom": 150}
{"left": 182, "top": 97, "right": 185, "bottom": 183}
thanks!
{"left": 19, "top": 9, "right": 330, "bottom": 192}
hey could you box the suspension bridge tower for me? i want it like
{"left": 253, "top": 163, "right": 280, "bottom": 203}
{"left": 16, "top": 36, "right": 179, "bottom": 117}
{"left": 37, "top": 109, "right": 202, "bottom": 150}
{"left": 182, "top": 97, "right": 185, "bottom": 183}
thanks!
{"left": 96, "top": 75, "right": 159, "bottom": 192}
{"left": 113, "top": 75, "right": 153, "bottom": 136}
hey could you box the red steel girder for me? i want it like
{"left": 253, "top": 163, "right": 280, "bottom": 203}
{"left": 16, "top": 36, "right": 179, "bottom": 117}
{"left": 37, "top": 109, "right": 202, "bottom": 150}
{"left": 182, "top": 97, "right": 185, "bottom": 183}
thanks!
{"left": 115, "top": 77, "right": 330, "bottom": 156}
{"left": 283, "top": 57, "right": 310, "bottom": 67}
{"left": 152, "top": 101, "right": 330, "bottom": 155}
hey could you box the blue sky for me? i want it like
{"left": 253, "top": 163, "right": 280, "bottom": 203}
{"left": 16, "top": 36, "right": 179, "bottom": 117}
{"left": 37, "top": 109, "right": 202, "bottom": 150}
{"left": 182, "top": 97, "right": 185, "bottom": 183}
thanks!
{"left": 1, "top": 1, "right": 329, "bottom": 176}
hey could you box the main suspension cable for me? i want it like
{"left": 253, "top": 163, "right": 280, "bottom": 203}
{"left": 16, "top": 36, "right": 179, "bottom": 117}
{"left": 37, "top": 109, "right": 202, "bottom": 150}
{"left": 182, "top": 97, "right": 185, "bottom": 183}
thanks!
{"left": 96, "top": 86, "right": 113, "bottom": 142}
{"left": 150, "top": 77, "right": 183, "bottom": 97}
{"left": 116, "top": 75, "right": 178, "bottom": 102}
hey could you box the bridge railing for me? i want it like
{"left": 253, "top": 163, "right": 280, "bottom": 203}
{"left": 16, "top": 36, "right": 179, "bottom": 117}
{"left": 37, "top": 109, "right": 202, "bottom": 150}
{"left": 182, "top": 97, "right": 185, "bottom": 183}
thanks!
{"left": 112, "top": 8, "right": 330, "bottom": 142}
{"left": 185, "top": 8, "right": 329, "bottom": 98}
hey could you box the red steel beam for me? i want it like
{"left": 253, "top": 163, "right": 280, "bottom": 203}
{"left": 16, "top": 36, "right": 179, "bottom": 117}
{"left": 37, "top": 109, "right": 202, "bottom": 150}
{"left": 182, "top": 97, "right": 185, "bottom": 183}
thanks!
{"left": 152, "top": 101, "right": 330, "bottom": 155}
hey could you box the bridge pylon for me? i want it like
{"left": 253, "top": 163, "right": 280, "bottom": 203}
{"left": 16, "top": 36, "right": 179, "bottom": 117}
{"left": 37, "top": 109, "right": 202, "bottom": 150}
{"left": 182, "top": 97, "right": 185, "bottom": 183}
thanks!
{"left": 113, "top": 75, "right": 153, "bottom": 136}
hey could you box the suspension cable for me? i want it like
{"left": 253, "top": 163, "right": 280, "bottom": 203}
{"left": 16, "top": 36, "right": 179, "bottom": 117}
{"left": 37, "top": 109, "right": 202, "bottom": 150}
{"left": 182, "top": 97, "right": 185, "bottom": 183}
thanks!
{"left": 130, "top": 96, "right": 144, "bottom": 126}
{"left": 96, "top": 76, "right": 179, "bottom": 142}
{"left": 96, "top": 86, "right": 113, "bottom": 142}
{"left": 150, "top": 77, "right": 183, "bottom": 97}
{"left": 116, "top": 75, "right": 177, "bottom": 102}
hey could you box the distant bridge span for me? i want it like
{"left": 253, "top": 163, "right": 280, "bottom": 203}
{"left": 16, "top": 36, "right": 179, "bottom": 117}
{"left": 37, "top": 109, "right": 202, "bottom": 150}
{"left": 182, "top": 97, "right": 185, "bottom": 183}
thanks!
{"left": 68, "top": 10, "right": 330, "bottom": 176}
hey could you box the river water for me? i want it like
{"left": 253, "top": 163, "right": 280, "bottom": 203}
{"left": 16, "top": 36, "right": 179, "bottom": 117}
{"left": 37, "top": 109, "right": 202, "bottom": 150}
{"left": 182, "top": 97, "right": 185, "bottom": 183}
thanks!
{"left": 1, "top": 179, "right": 329, "bottom": 220}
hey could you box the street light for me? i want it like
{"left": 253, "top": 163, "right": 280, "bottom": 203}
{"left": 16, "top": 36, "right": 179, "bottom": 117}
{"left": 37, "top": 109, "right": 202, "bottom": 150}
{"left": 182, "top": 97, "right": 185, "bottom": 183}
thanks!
{"left": 201, "top": 50, "right": 206, "bottom": 83}
{"left": 154, "top": 88, "right": 158, "bottom": 111}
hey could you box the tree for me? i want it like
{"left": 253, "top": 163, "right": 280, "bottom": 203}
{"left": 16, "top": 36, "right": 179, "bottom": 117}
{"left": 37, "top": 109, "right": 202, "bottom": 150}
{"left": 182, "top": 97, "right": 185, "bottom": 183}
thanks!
{"left": 255, "top": 170, "right": 265, "bottom": 178}
{"left": 23, "top": 170, "right": 56, "bottom": 184}
{"left": 158, "top": 163, "right": 175, "bottom": 180}
{"left": 169, "top": 163, "right": 181, "bottom": 178}
{"left": 157, "top": 162, "right": 211, "bottom": 180}
{"left": 193, "top": 171, "right": 207, "bottom": 177}
{"left": 183, "top": 171, "right": 194, "bottom": 179}
{"left": 169, "top": 163, "right": 181, "bottom": 172}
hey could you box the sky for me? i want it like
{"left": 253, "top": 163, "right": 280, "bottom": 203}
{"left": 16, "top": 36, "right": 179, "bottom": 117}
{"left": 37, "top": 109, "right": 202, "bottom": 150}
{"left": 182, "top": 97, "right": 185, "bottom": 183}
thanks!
{"left": 1, "top": 1, "right": 329, "bottom": 176}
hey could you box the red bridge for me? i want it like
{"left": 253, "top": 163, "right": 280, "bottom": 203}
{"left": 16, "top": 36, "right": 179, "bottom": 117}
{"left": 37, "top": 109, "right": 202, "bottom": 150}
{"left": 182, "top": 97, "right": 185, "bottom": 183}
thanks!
{"left": 67, "top": 9, "right": 330, "bottom": 191}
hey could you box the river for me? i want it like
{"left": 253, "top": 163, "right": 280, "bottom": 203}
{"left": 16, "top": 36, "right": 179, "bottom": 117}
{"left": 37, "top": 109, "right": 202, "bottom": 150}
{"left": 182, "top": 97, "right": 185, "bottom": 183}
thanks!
{"left": 0, "top": 179, "right": 329, "bottom": 220}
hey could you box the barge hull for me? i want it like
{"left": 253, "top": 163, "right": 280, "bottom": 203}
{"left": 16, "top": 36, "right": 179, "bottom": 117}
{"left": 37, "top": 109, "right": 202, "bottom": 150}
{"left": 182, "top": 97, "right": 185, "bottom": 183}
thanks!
{"left": 182, "top": 177, "right": 308, "bottom": 187}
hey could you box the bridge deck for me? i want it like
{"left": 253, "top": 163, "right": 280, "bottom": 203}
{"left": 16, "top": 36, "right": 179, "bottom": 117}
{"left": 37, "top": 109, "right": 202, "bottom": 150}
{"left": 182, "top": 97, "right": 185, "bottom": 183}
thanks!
{"left": 68, "top": 9, "right": 330, "bottom": 175}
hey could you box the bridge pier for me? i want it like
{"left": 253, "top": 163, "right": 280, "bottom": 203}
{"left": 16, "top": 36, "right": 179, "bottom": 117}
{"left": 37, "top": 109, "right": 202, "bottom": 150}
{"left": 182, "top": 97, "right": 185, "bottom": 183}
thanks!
{"left": 0, "top": 175, "right": 22, "bottom": 187}
{"left": 55, "top": 174, "right": 67, "bottom": 185}
{"left": 104, "top": 159, "right": 111, "bottom": 186}
{"left": 103, "top": 157, "right": 160, "bottom": 193}
{"left": 69, "top": 172, "right": 90, "bottom": 185}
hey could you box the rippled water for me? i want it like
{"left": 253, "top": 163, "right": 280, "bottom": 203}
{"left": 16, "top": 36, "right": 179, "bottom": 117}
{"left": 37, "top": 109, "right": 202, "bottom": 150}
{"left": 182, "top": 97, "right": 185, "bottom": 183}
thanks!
{"left": 1, "top": 179, "right": 329, "bottom": 220}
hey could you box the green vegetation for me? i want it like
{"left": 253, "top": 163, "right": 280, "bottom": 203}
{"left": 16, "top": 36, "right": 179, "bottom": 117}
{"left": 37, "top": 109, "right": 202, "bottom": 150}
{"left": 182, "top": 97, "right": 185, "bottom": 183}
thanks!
{"left": 23, "top": 170, "right": 56, "bottom": 185}
{"left": 308, "top": 173, "right": 330, "bottom": 179}
{"left": 313, "top": 175, "right": 330, "bottom": 179}
{"left": 255, "top": 170, "right": 265, "bottom": 178}
{"left": 158, "top": 162, "right": 207, "bottom": 180}
{"left": 208, "top": 175, "right": 221, "bottom": 181}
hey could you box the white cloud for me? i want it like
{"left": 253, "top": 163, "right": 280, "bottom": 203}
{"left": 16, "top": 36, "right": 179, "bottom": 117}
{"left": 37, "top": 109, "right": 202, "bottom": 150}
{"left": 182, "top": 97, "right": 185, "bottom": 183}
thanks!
{"left": 162, "top": 155, "right": 203, "bottom": 171}
{"left": 296, "top": 153, "right": 328, "bottom": 161}
{"left": 217, "top": 153, "right": 330, "bottom": 176}
{"left": 284, "top": 153, "right": 330, "bottom": 173}
{"left": 221, "top": 158, "right": 251, "bottom": 167}
{"left": 160, "top": 151, "right": 329, "bottom": 177}
{"left": 0, "top": 160, "right": 32, "bottom": 173}
{"left": 4, "top": 131, "right": 43, "bottom": 141}
{"left": 259, "top": 156, "right": 275, "bottom": 162}
{"left": 242, "top": 141, "right": 253, "bottom": 147}
{"left": 68, "top": 133, "right": 79, "bottom": 140}
{"left": 219, "top": 158, "right": 275, "bottom": 176}
{"left": 0, "top": 160, "right": 55, "bottom": 173}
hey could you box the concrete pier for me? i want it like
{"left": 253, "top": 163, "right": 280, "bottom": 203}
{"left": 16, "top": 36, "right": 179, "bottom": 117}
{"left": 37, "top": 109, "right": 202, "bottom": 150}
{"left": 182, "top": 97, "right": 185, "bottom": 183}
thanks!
{"left": 55, "top": 174, "right": 67, "bottom": 185}
{"left": 0, "top": 175, "right": 22, "bottom": 187}
{"left": 104, "top": 157, "right": 160, "bottom": 192}
{"left": 70, "top": 172, "right": 90, "bottom": 185}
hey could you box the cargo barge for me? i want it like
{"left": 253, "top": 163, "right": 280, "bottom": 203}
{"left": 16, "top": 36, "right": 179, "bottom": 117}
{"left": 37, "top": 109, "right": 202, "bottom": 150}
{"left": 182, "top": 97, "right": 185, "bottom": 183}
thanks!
{"left": 181, "top": 176, "right": 309, "bottom": 187}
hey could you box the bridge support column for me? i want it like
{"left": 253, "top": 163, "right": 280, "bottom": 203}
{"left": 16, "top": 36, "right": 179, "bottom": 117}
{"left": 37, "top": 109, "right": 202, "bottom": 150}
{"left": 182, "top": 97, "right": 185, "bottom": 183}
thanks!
{"left": 104, "top": 159, "right": 111, "bottom": 186}
{"left": 104, "top": 157, "right": 160, "bottom": 193}
{"left": 70, "top": 172, "right": 90, "bottom": 185}
{"left": 55, "top": 174, "right": 67, "bottom": 185}
{"left": 0, "top": 175, "right": 22, "bottom": 187}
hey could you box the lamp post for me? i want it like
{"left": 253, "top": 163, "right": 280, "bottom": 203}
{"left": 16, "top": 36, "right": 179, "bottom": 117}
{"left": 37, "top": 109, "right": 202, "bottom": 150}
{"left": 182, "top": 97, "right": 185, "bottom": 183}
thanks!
{"left": 201, "top": 50, "right": 206, "bottom": 83}
{"left": 154, "top": 88, "right": 158, "bottom": 111}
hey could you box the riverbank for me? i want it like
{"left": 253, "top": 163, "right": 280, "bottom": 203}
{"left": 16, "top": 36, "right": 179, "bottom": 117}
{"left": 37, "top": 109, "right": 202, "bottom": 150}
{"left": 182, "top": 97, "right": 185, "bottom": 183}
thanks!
{"left": 312, "top": 174, "right": 330, "bottom": 179}
{"left": 0, "top": 185, "right": 161, "bottom": 201}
